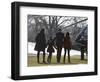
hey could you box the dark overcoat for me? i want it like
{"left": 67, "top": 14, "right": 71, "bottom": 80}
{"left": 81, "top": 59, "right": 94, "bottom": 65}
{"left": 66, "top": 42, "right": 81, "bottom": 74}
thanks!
{"left": 55, "top": 32, "right": 64, "bottom": 47}
{"left": 34, "top": 32, "right": 46, "bottom": 51}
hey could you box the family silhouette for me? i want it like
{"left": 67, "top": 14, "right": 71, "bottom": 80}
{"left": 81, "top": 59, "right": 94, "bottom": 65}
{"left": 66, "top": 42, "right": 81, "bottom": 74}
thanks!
{"left": 34, "top": 29, "right": 72, "bottom": 64}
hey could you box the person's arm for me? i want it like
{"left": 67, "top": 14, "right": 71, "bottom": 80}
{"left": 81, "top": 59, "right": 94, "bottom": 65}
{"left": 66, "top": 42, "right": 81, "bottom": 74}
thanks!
{"left": 53, "top": 37, "right": 57, "bottom": 49}
{"left": 53, "top": 44, "right": 57, "bottom": 49}
{"left": 35, "top": 34, "right": 39, "bottom": 42}
{"left": 62, "top": 33, "right": 64, "bottom": 43}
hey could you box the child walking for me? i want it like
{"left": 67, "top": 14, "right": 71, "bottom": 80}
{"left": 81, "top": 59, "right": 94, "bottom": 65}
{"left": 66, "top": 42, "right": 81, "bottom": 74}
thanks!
{"left": 47, "top": 37, "right": 55, "bottom": 64}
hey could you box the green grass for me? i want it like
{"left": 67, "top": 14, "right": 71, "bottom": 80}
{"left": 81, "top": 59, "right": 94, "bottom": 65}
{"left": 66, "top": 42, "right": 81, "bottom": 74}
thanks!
{"left": 28, "top": 54, "right": 88, "bottom": 67}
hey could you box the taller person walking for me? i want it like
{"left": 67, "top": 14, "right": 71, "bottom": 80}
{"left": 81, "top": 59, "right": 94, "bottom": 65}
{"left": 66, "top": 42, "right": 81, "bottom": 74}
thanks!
{"left": 55, "top": 29, "right": 64, "bottom": 63}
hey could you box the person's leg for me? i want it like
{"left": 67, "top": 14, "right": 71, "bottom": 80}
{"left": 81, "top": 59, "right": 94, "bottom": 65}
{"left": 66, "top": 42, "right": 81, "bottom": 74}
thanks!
{"left": 63, "top": 48, "right": 66, "bottom": 63}
{"left": 68, "top": 49, "right": 71, "bottom": 63}
{"left": 43, "top": 51, "right": 46, "bottom": 63}
{"left": 58, "top": 47, "right": 62, "bottom": 63}
{"left": 86, "top": 48, "right": 88, "bottom": 59}
{"left": 57, "top": 46, "right": 59, "bottom": 63}
{"left": 47, "top": 52, "right": 50, "bottom": 63}
{"left": 57, "top": 47, "right": 60, "bottom": 63}
{"left": 37, "top": 51, "right": 40, "bottom": 63}
{"left": 49, "top": 52, "right": 52, "bottom": 63}
{"left": 81, "top": 47, "right": 85, "bottom": 60}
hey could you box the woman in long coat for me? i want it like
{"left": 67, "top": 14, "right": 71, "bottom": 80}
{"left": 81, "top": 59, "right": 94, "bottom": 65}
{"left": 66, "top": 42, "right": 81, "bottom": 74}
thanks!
{"left": 34, "top": 29, "right": 46, "bottom": 63}
{"left": 63, "top": 32, "right": 72, "bottom": 63}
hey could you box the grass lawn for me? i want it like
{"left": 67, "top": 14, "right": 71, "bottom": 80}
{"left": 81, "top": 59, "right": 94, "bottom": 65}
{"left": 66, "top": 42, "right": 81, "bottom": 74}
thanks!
{"left": 28, "top": 54, "right": 88, "bottom": 67}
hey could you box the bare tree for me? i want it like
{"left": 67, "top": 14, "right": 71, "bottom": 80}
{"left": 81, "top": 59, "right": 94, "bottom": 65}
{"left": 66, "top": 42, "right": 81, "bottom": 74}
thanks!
{"left": 28, "top": 15, "right": 87, "bottom": 43}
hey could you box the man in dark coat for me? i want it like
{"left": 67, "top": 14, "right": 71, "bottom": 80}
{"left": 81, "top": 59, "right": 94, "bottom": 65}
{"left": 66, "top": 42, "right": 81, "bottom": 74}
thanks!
{"left": 34, "top": 29, "right": 46, "bottom": 63}
{"left": 55, "top": 29, "right": 64, "bottom": 63}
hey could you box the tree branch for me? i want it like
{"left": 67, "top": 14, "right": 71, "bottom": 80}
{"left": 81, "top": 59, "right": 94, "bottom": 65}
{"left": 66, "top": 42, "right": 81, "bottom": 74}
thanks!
{"left": 57, "top": 19, "right": 70, "bottom": 27}
{"left": 63, "top": 18, "right": 88, "bottom": 29}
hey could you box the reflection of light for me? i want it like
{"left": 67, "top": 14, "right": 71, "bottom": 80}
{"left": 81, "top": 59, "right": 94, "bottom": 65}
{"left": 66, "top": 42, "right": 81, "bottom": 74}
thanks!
{"left": 38, "top": 19, "right": 41, "bottom": 22}
{"left": 31, "top": 19, "right": 35, "bottom": 24}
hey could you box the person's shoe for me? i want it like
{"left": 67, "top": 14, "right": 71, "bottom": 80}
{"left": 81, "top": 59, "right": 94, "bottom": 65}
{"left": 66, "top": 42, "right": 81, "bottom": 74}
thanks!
{"left": 47, "top": 59, "right": 49, "bottom": 63}
{"left": 63, "top": 61, "right": 65, "bottom": 64}
{"left": 68, "top": 61, "right": 71, "bottom": 63}
{"left": 43, "top": 61, "right": 47, "bottom": 64}
{"left": 57, "top": 62, "right": 60, "bottom": 64}
{"left": 37, "top": 61, "right": 40, "bottom": 64}
{"left": 48, "top": 61, "right": 51, "bottom": 64}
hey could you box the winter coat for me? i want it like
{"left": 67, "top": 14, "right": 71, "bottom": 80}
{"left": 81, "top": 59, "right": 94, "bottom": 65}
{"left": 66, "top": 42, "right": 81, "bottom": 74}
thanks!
{"left": 34, "top": 32, "right": 46, "bottom": 51}
{"left": 64, "top": 36, "right": 71, "bottom": 49}
{"left": 55, "top": 32, "right": 64, "bottom": 47}
{"left": 47, "top": 39, "right": 55, "bottom": 53}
